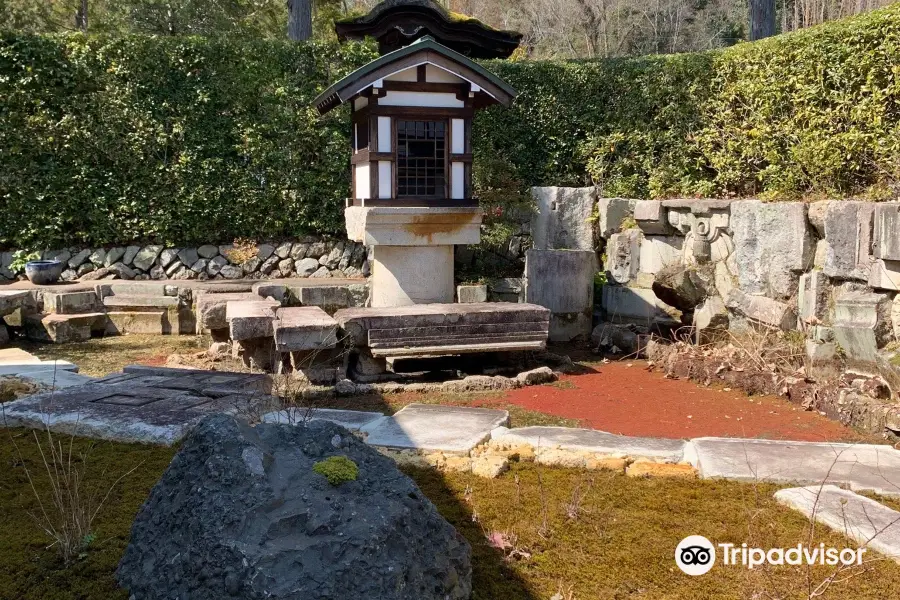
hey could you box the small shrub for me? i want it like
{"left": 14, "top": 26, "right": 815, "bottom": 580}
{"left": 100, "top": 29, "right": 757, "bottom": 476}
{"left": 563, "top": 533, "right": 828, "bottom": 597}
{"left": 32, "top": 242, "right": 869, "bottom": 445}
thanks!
{"left": 223, "top": 238, "right": 259, "bottom": 265}
{"left": 312, "top": 455, "right": 358, "bottom": 486}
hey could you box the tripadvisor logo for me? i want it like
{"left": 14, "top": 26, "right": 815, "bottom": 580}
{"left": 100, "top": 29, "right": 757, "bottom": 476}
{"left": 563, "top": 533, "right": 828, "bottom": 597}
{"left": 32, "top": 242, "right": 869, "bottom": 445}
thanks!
{"left": 675, "top": 536, "right": 868, "bottom": 575}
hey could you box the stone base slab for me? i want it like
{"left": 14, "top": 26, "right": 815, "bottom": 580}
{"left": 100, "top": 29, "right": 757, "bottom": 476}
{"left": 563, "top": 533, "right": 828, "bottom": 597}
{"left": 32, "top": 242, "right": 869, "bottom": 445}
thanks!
{"left": 345, "top": 206, "right": 483, "bottom": 247}
{"left": 273, "top": 306, "right": 339, "bottom": 351}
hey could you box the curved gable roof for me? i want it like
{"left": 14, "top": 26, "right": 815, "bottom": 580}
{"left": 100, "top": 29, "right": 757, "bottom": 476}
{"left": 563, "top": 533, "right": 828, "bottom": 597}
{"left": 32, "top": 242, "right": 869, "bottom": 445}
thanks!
{"left": 313, "top": 37, "right": 516, "bottom": 115}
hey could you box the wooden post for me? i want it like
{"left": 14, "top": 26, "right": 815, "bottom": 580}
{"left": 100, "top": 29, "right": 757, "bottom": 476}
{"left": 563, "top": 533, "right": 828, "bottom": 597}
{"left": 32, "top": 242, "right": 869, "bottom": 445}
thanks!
{"left": 749, "top": 0, "right": 776, "bottom": 41}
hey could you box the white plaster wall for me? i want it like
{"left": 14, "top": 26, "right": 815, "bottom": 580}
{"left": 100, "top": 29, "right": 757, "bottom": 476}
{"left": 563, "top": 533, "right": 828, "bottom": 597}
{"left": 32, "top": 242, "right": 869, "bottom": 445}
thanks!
{"left": 354, "top": 164, "right": 370, "bottom": 200}
{"left": 378, "top": 161, "right": 392, "bottom": 199}
{"left": 377, "top": 116, "right": 391, "bottom": 152}
{"left": 379, "top": 91, "right": 464, "bottom": 108}
{"left": 451, "top": 118, "right": 465, "bottom": 154}
{"left": 451, "top": 162, "right": 465, "bottom": 199}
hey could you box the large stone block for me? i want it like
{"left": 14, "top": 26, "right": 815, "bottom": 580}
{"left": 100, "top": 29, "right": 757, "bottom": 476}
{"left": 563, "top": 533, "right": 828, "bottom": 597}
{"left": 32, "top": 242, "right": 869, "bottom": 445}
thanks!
{"left": 634, "top": 200, "right": 673, "bottom": 235}
{"left": 24, "top": 312, "right": 107, "bottom": 343}
{"left": 195, "top": 292, "right": 262, "bottom": 331}
{"left": 133, "top": 245, "right": 163, "bottom": 271}
{"left": 821, "top": 201, "right": 876, "bottom": 280}
{"left": 273, "top": 307, "right": 339, "bottom": 352}
{"left": 798, "top": 271, "right": 828, "bottom": 323}
{"left": 597, "top": 197, "right": 636, "bottom": 239}
{"left": 832, "top": 291, "right": 892, "bottom": 362}
{"left": 605, "top": 229, "right": 641, "bottom": 284}
{"left": 457, "top": 285, "right": 488, "bottom": 303}
{"left": 601, "top": 285, "right": 677, "bottom": 325}
{"left": 873, "top": 203, "right": 900, "bottom": 260}
{"left": 525, "top": 250, "right": 595, "bottom": 342}
{"left": 44, "top": 291, "right": 101, "bottom": 315}
{"left": 296, "top": 285, "right": 350, "bottom": 310}
{"left": 725, "top": 289, "right": 796, "bottom": 330}
{"left": 638, "top": 235, "right": 683, "bottom": 275}
{"left": 730, "top": 200, "right": 813, "bottom": 298}
{"left": 226, "top": 300, "right": 277, "bottom": 341}
{"left": 345, "top": 206, "right": 482, "bottom": 247}
{"left": 869, "top": 259, "right": 900, "bottom": 291}
{"left": 530, "top": 187, "right": 596, "bottom": 251}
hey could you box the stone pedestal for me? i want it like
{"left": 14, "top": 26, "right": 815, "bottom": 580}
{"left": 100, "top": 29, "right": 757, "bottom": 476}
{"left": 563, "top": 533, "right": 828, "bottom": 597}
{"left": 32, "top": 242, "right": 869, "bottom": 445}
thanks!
{"left": 345, "top": 206, "right": 482, "bottom": 308}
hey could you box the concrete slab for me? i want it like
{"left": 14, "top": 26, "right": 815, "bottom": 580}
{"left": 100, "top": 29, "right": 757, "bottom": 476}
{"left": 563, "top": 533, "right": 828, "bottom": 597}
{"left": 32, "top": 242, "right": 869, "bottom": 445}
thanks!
{"left": 262, "top": 407, "right": 386, "bottom": 431}
{"left": 362, "top": 403, "right": 509, "bottom": 454}
{"left": 775, "top": 486, "right": 900, "bottom": 562}
{"left": 1, "top": 367, "right": 275, "bottom": 444}
{"left": 273, "top": 306, "right": 339, "bottom": 351}
{"left": 491, "top": 426, "right": 686, "bottom": 462}
{"left": 691, "top": 437, "right": 900, "bottom": 496}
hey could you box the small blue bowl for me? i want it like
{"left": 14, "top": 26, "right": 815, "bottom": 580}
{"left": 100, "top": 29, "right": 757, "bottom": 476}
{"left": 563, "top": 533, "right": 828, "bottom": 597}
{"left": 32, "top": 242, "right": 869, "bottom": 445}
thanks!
{"left": 24, "top": 260, "right": 64, "bottom": 285}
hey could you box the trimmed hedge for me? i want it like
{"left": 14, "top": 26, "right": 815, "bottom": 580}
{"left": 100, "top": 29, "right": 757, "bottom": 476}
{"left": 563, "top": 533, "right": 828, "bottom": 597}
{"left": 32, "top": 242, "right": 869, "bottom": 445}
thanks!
{"left": 1, "top": 5, "right": 898, "bottom": 249}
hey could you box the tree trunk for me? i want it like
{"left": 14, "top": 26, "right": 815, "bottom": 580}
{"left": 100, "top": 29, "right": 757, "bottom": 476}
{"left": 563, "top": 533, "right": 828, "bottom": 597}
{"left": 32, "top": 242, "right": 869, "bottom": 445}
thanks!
{"left": 288, "top": 0, "right": 313, "bottom": 41}
{"left": 749, "top": 0, "right": 776, "bottom": 40}
{"left": 75, "top": 0, "right": 88, "bottom": 32}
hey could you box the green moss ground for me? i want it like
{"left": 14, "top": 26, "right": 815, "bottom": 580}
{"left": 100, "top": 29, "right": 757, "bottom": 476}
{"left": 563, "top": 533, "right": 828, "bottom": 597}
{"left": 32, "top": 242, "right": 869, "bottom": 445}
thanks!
{"left": 1, "top": 428, "right": 899, "bottom": 599}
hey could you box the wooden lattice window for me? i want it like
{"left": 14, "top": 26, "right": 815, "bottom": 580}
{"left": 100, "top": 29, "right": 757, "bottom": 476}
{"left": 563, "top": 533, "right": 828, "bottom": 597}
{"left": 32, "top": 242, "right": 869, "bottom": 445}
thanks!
{"left": 396, "top": 119, "right": 446, "bottom": 198}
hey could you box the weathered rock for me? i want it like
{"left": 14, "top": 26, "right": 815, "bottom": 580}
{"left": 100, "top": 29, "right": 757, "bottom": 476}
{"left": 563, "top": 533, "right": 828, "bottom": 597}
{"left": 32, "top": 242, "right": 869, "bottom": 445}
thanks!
{"left": 457, "top": 285, "right": 488, "bottom": 303}
{"left": 149, "top": 265, "right": 165, "bottom": 280}
{"left": 337, "top": 243, "right": 355, "bottom": 270}
{"left": 591, "top": 321, "right": 646, "bottom": 356}
{"left": 67, "top": 248, "right": 91, "bottom": 268}
{"left": 725, "top": 288, "right": 796, "bottom": 330}
{"left": 275, "top": 241, "right": 293, "bottom": 259}
{"left": 256, "top": 243, "right": 275, "bottom": 261}
{"left": 277, "top": 258, "right": 293, "bottom": 277}
{"left": 104, "top": 247, "right": 126, "bottom": 266}
{"left": 87, "top": 248, "right": 106, "bottom": 266}
{"left": 310, "top": 266, "right": 331, "bottom": 278}
{"left": 197, "top": 244, "right": 219, "bottom": 259}
{"left": 515, "top": 366, "right": 557, "bottom": 386}
{"left": 117, "top": 415, "right": 472, "bottom": 600}
{"left": 832, "top": 291, "right": 893, "bottom": 362}
{"left": 531, "top": 187, "right": 596, "bottom": 251}
{"left": 164, "top": 259, "right": 184, "bottom": 277}
{"left": 307, "top": 241, "right": 326, "bottom": 258}
{"left": 177, "top": 248, "right": 199, "bottom": 268}
{"left": 320, "top": 242, "right": 345, "bottom": 269}
{"left": 207, "top": 255, "right": 228, "bottom": 276}
{"left": 123, "top": 245, "right": 141, "bottom": 265}
{"left": 108, "top": 262, "right": 136, "bottom": 279}
{"left": 806, "top": 200, "right": 830, "bottom": 237}
{"left": 260, "top": 255, "right": 280, "bottom": 275}
{"left": 219, "top": 265, "right": 244, "bottom": 280}
{"left": 693, "top": 296, "right": 728, "bottom": 338}
{"left": 47, "top": 248, "right": 71, "bottom": 264}
{"left": 798, "top": 271, "right": 829, "bottom": 323}
{"left": 59, "top": 268, "right": 78, "bottom": 282}
{"left": 133, "top": 245, "right": 163, "bottom": 271}
{"left": 158, "top": 248, "right": 179, "bottom": 269}
{"left": 289, "top": 242, "right": 309, "bottom": 261}
{"left": 190, "top": 258, "right": 209, "bottom": 273}
{"left": 651, "top": 265, "right": 708, "bottom": 311}
{"left": 76, "top": 262, "right": 95, "bottom": 277}
{"left": 605, "top": 229, "right": 641, "bottom": 284}
{"left": 597, "top": 197, "right": 637, "bottom": 238}
{"left": 242, "top": 257, "right": 262, "bottom": 275}
{"left": 730, "top": 201, "right": 813, "bottom": 299}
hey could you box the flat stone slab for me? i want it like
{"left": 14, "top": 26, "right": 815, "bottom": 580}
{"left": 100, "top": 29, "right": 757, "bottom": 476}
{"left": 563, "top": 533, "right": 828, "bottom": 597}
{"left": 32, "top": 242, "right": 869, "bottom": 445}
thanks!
{"left": 1, "top": 366, "right": 274, "bottom": 444}
{"left": 5, "top": 369, "right": 95, "bottom": 389}
{"left": 491, "top": 426, "right": 686, "bottom": 462}
{"left": 690, "top": 437, "right": 900, "bottom": 495}
{"left": 775, "top": 485, "right": 900, "bottom": 562}
{"left": 273, "top": 306, "right": 339, "bottom": 352}
{"left": 226, "top": 300, "right": 277, "bottom": 341}
{"left": 0, "top": 360, "right": 79, "bottom": 375}
{"left": 262, "top": 407, "right": 386, "bottom": 431}
{"left": 195, "top": 292, "right": 261, "bottom": 330}
{"left": 362, "top": 403, "right": 509, "bottom": 454}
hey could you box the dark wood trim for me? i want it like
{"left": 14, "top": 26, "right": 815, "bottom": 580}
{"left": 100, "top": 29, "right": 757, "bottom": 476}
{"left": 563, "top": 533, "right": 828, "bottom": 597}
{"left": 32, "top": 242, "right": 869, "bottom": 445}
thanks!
{"left": 362, "top": 197, "right": 480, "bottom": 207}
{"left": 391, "top": 117, "right": 398, "bottom": 200}
{"left": 351, "top": 149, "right": 393, "bottom": 164}
{"left": 443, "top": 117, "right": 450, "bottom": 200}
{"left": 464, "top": 162, "right": 472, "bottom": 198}
{"left": 449, "top": 153, "right": 473, "bottom": 163}
{"left": 369, "top": 105, "right": 474, "bottom": 118}
{"left": 382, "top": 81, "right": 467, "bottom": 94}
{"left": 416, "top": 64, "right": 426, "bottom": 82}
{"left": 464, "top": 117, "right": 472, "bottom": 154}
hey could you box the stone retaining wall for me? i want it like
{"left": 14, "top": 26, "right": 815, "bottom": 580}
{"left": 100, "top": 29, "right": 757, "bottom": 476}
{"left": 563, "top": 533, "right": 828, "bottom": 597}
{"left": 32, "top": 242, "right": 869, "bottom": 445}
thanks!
{"left": 589, "top": 193, "right": 900, "bottom": 365}
{"left": 0, "top": 237, "right": 369, "bottom": 283}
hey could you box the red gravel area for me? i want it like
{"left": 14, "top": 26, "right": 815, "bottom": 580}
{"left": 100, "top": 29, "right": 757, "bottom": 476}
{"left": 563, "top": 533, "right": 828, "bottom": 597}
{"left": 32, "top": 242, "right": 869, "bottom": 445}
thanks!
{"left": 502, "top": 361, "right": 866, "bottom": 442}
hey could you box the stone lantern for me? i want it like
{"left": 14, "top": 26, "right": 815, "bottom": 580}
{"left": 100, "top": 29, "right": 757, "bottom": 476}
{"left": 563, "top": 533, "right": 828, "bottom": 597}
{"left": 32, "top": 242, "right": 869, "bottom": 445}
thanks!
{"left": 313, "top": 2, "right": 519, "bottom": 307}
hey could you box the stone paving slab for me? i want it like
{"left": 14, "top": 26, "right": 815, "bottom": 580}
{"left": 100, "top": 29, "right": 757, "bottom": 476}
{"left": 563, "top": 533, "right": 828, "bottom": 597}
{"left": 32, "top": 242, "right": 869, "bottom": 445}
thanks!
{"left": 775, "top": 485, "right": 900, "bottom": 562}
{"left": 3, "top": 369, "right": 94, "bottom": 389}
{"left": 690, "top": 437, "right": 900, "bottom": 496}
{"left": 226, "top": 300, "right": 277, "bottom": 340}
{"left": 491, "top": 426, "right": 687, "bottom": 462}
{"left": 262, "top": 407, "right": 386, "bottom": 431}
{"left": 361, "top": 403, "right": 509, "bottom": 454}
{"left": 1, "top": 366, "right": 275, "bottom": 445}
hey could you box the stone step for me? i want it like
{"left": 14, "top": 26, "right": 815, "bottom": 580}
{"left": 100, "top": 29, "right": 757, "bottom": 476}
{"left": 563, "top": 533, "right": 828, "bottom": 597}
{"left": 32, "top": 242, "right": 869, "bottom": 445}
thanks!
{"left": 0, "top": 290, "right": 29, "bottom": 317}
{"left": 44, "top": 291, "right": 102, "bottom": 315}
{"left": 103, "top": 295, "right": 179, "bottom": 311}
{"left": 361, "top": 403, "right": 509, "bottom": 453}
{"left": 371, "top": 340, "right": 547, "bottom": 358}
{"left": 273, "top": 307, "right": 339, "bottom": 352}
{"left": 23, "top": 312, "right": 107, "bottom": 343}
{"left": 97, "top": 282, "right": 170, "bottom": 298}
{"left": 106, "top": 310, "right": 170, "bottom": 335}
{"left": 226, "top": 300, "right": 277, "bottom": 341}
